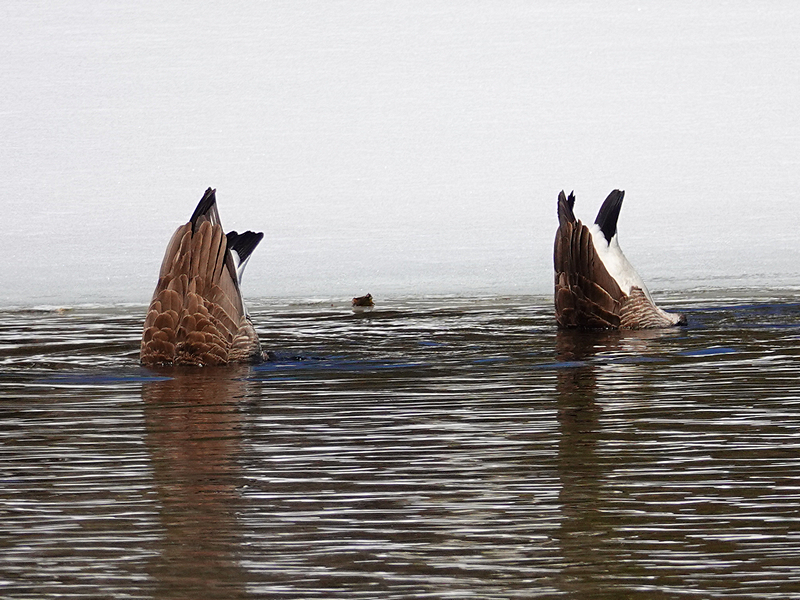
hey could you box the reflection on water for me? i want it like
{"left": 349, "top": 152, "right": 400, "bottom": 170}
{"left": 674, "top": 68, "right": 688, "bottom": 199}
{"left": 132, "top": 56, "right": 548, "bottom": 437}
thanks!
{"left": 554, "top": 329, "right": 604, "bottom": 594}
{"left": 553, "top": 327, "right": 684, "bottom": 597}
{"left": 2, "top": 294, "right": 800, "bottom": 598}
{"left": 142, "top": 368, "right": 252, "bottom": 600}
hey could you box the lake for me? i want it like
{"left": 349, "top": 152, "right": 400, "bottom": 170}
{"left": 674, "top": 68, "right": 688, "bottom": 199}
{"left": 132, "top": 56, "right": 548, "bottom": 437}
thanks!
{"left": 2, "top": 292, "right": 800, "bottom": 598}
{"left": 3, "top": 1, "right": 800, "bottom": 596}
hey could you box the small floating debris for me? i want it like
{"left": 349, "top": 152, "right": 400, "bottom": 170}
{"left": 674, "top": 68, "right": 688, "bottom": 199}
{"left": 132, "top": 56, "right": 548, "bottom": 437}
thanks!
{"left": 352, "top": 293, "right": 375, "bottom": 313}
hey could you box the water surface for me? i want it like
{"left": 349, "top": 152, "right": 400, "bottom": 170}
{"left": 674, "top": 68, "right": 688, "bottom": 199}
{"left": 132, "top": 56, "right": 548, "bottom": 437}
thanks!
{"left": 2, "top": 293, "right": 800, "bottom": 598}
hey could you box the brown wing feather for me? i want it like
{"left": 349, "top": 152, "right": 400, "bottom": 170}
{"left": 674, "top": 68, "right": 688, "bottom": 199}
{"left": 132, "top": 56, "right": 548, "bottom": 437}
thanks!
{"left": 141, "top": 189, "right": 263, "bottom": 366}
{"left": 554, "top": 191, "right": 625, "bottom": 329}
{"left": 619, "top": 287, "right": 683, "bottom": 329}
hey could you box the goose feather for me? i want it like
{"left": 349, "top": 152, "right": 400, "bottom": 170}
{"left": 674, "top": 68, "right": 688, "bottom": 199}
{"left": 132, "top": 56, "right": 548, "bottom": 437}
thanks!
{"left": 140, "top": 188, "right": 264, "bottom": 366}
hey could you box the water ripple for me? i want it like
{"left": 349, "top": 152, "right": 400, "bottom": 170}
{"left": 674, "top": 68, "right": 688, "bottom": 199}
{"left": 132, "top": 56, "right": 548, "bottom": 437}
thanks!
{"left": 2, "top": 294, "right": 800, "bottom": 598}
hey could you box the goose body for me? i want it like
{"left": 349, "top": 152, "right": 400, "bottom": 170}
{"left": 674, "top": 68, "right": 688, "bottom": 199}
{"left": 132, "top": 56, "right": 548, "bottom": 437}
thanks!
{"left": 554, "top": 189, "right": 686, "bottom": 329}
{"left": 140, "top": 188, "right": 265, "bottom": 366}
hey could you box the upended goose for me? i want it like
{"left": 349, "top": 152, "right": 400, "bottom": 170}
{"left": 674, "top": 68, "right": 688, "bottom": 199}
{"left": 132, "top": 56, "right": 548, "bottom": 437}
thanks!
{"left": 554, "top": 189, "right": 687, "bottom": 329}
{"left": 140, "top": 188, "right": 265, "bottom": 366}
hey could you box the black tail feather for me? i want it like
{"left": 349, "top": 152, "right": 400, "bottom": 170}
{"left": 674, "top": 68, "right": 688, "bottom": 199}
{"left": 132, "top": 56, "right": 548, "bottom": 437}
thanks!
{"left": 227, "top": 230, "right": 264, "bottom": 264}
{"left": 594, "top": 189, "right": 625, "bottom": 243}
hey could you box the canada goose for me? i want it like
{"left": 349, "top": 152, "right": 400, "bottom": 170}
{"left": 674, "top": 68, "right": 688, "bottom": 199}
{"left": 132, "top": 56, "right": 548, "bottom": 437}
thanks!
{"left": 352, "top": 293, "right": 374, "bottom": 313}
{"left": 140, "top": 188, "right": 265, "bottom": 366}
{"left": 554, "top": 189, "right": 687, "bottom": 329}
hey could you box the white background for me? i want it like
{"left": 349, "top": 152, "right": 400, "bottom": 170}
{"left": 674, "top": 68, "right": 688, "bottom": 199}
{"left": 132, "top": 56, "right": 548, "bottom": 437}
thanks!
{"left": 2, "top": 1, "right": 799, "bottom": 304}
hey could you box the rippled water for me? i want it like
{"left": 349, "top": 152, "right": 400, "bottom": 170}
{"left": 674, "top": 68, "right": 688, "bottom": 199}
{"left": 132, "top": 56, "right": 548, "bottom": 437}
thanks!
{"left": 2, "top": 292, "right": 800, "bottom": 599}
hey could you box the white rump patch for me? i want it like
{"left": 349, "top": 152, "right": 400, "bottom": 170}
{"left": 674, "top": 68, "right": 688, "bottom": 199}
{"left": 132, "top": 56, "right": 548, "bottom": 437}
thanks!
{"left": 588, "top": 223, "right": 653, "bottom": 301}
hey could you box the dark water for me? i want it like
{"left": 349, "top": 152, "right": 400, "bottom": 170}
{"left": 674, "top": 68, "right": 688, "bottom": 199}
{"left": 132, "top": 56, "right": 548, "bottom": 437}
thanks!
{"left": 2, "top": 293, "right": 800, "bottom": 599}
